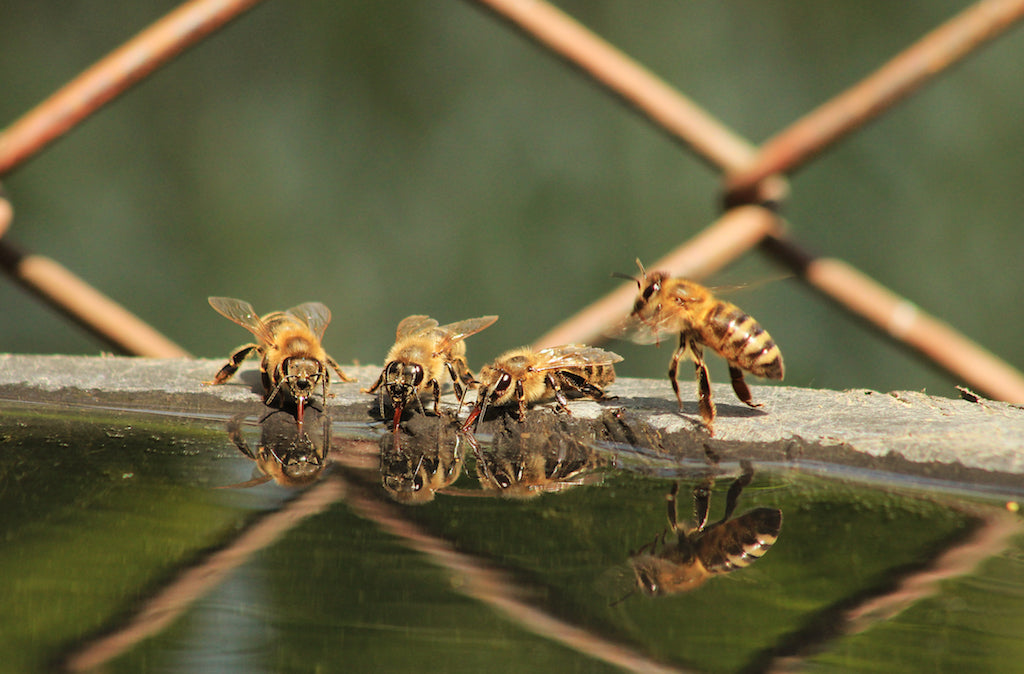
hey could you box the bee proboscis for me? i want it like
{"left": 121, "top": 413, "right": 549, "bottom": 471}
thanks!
{"left": 627, "top": 462, "right": 782, "bottom": 597}
{"left": 617, "top": 259, "right": 784, "bottom": 435}
{"left": 463, "top": 344, "right": 622, "bottom": 430}
{"left": 205, "top": 297, "right": 353, "bottom": 431}
{"left": 364, "top": 314, "right": 498, "bottom": 430}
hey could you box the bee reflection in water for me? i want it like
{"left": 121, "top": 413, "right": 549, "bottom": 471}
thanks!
{"left": 379, "top": 415, "right": 466, "bottom": 505}
{"left": 224, "top": 407, "right": 332, "bottom": 488}
{"left": 628, "top": 461, "right": 781, "bottom": 597}
{"left": 471, "top": 418, "right": 603, "bottom": 499}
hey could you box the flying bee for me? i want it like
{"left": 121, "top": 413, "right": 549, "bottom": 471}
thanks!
{"left": 627, "top": 462, "right": 782, "bottom": 597}
{"left": 364, "top": 314, "right": 498, "bottom": 430}
{"left": 615, "top": 259, "right": 784, "bottom": 435}
{"left": 463, "top": 344, "right": 622, "bottom": 429}
{"left": 223, "top": 409, "right": 332, "bottom": 488}
{"left": 205, "top": 297, "right": 354, "bottom": 432}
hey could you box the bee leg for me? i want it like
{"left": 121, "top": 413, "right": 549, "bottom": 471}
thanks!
{"left": 666, "top": 481, "right": 680, "bottom": 531}
{"left": 515, "top": 379, "right": 527, "bottom": 421}
{"left": 361, "top": 369, "right": 384, "bottom": 395}
{"left": 548, "top": 373, "right": 573, "bottom": 415}
{"left": 692, "top": 476, "right": 713, "bottom": 532}
{"left": 448, "top": 358, "right": 476, "bottom": 389}
{"left": 560, "top": 371, "right": 609, "bottom": 401}
{"left": 693, "top": 347, "right": 716, "bottom": 436}
{"left": 445, "top": 361, "right": 471, "bottom": 405}
{"left": 205, "top": 344, "right": 259, "bottom": 385}
{"left": 431, "top": 379, "right": 442, "bottom": 416}
{"left": 668, "top": 337, "right": 687, "bottom": 409}
{"left": 226, "top": 414, "right": 256, "bottom": 460}
{"left": 719, "top": 460, "right": 754, "bottom": 524}
{"left": 325, "top": 355, "right": 356, "bottom": 383}
{"left": 729, "top": 365, "right": 761, "bottom": 408}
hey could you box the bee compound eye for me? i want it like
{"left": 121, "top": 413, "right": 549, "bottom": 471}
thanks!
{"left": 493, "top": 372, "right": 512, "bottom": 395}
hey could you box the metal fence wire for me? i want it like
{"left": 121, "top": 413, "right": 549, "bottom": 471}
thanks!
{"left": 1, "top": 0, "right": 1023, "bottom": 401}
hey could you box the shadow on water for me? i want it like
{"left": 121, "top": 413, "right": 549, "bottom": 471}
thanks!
{"left": 1, "top": 399, "right": 1022, "bottom": 673}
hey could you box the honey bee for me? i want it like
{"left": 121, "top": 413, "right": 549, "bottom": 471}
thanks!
{"left": 364, "top": 314, "right": 498, "bottom": 429}
{"left": 618, "top": 259, "right": 784, "bottom": 435}
{"left": 628, "top": 462, "right": 782, "bottom": 596}
{"left": 471, "top": 420, "right": 601, "bottom": 498}
{"left": 463, "top": 344, "right": 623, "bottom": 429}
{"left": 379, "top": 415, "right": 466, "bottom": 504}
{"left": 205, "top": 297, "right": 354, "bottom": 432}
{"left": 223, "top": 408, "right": 332, "bottom": 488}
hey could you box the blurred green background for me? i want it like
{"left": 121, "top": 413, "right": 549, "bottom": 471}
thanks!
{"left": 1, "top": 1, "right": 1022, "bottom": 397}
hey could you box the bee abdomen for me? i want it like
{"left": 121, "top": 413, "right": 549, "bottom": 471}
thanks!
{"left": 706, "top": 303, "right": 784, "bottom": 379}
{"left": 698, "top": 507, "right": 782, "bottom": 574}
{"left": 571, "top": 363, "right": 617, "bottom": 388}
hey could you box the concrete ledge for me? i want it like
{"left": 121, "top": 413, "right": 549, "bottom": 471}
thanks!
{"left": 2, "top": 354, "right": 1022, "bottom": 481}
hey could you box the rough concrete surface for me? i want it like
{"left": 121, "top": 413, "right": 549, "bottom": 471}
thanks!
{"left": 1, "top": 354, "right": 1022, "bottom": 483}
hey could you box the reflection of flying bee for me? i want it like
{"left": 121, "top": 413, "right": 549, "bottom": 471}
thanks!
{"left": 471, "top": 421, "right": 601, "bottom": 498}
{"left": 224, "top": 409, "right": 332, "bottom": 488}
{"left": 463, "top": 344, "right": 622, "bottom": 428}
{"left": 364, "top": 314, "right": 498, "bottom": 429}
{"left": 206, "top": 297, "right": 354, "bottom": 431}
{"left": 617, "top": 260, "right": 783, "bottom": 435}
{"left": 379, "top": 415, "right": 465, "bottom": 504}
{"left": 628, "top": 462, "right": 781, "bottom": 596}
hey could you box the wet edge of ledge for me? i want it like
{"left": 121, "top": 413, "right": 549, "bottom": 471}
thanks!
{"left": 1, "top": 354, "right": 1022, "bottom": 491}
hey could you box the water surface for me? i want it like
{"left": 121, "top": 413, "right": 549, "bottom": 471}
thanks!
{"left": 1, "top": 401, "right": 1022, "bottom": 673}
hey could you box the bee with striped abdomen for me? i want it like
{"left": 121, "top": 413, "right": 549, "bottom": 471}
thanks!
{"left": 365, "top": 314, "right": 498, "bottom": 430}
{"left": 617, "top": 259, "right": 783, "bottom": 435}
{"left": 462, "top": 344, "right": 622, "bottom": 430}
{"left": 628, "top": 462, "right": 782, "bottom": 596}
{"left": 206, "top": 297, "right": 353, "bottom": 433}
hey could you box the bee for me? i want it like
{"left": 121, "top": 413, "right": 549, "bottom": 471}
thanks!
{"left": 205, "top": 297, "right": 354, "bottom": 432}
{"left": 379, "top": 415, "right": 466, "bottom": 505}
{"left": 617, "top": 259, "right": 784, "bottom": 435}
{"left": 471, "top": 420, "right": 600, "bottom": 498}
{"left": 463, "top": 344, "right": 623, "bottom": 429}
{"left": 364, "top": 314, "right": 498, "bottom": 429}
{"left": 628, "top": 462, "right": 782, "bottom": 597}
{"left": 223, "top": 408, "right": 332, "bottom": 488}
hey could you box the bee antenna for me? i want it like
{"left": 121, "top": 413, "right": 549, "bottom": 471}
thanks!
{"left": 634, "top": 258, "right": 647, "bottom": 279}
{"left": 610, "top": 271, "right": 637, "bottom": 282}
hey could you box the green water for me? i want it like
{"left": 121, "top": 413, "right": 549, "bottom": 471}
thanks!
{"left": 1, "top": 402, "right": 1022, "bottom": 673}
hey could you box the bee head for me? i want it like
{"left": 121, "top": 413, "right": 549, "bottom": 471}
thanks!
{"left": 383, "top": 361, "right": 425, "bottom": 407}
{"left": 613, "top": 259, "right": 666, "bottom": 316}
{"left": 281, "top": 357, "right": 323, "bottom": 397}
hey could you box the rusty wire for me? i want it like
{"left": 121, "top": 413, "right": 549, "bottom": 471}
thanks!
{"left": 0, "top": 0, "right": 266, "bottom": 176}
{"left": 724, "top": 0, "right": 1024, "bottom": 202}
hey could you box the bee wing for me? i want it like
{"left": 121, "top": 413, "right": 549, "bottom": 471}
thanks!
{"left": 395, "top": 315, "right": 439, "bottom": 339}
{"left": 607, "top": 314, "right": 677, "bottom": 345}
{"left": 435, "top": 315, "right": 499, "bottom": 345}
{"left": 531, "top": 344, "right": 624, "bottom": 371}
{"left": 287, "top": 302, "right": 333, "bottom": 340}
{"left": 208, "top": 297, "right": 273, "bottom": 342}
